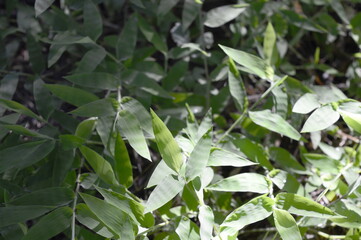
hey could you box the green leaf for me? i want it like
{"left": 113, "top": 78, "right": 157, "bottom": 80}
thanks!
{"left": 228, "top": 67, "right": 248, "bottom": 114}
{"left": 70, "top": 98, "right": 116, "bottom": 117}
{"left": 146, "top": 160, "right": 176, "bottom": 188}
{"left": 75, "top": 118, "right": 97, "bottom": 140}
{"left": 207, "top": 173, "right": 269, "bottom": 193}
{"left": 121, "top": 97, "right": 153, "bottom": 136}
{"left": 269, "top": 147, "right": 308, "bottom": 174}
{"left": 76, "top": 203, "right": 114, "bottom": 238}
{"left": 272, "top": 84, "right": 288, "bottom": 118}
{"left": 0, "top": 140, "right": 55, "bottom": 173}
{"left": 275, "top": 193, "right": 335, "bottom": 218}
{"left": 175, "top": 217, "right": 200, "bottom": 240}
{"left": 249, "top": 110, "right": 301, "bottom": 140}
{"left": 8, "top": 187, "right": 74, "bottom": 206}
{"left": 80, "top": 193, "right": 134, "bottom": 239}
{"left": 117, "top": 110, "right": 151, "bottom": 161}
{"left": 46, "top": 84, "right": 99, "bottom": 107}
{"left": 151, "top": 109, "right": 183, "bottom": 172}
{"left": 35, "top": 0, "right": 55, "bottom": 17}
{"left": 79, "top": 145, "right": 118, "bottom": 186}
{"left": 182, "top": 0, "right": 201, "bottom": 31}
{"left": 33, "top": 78, "right": 54, "bottom": 120}
{"left": 0, "top": 98, "right": 42, "bottom": 121}
{"left": 222, "top": 195, "right": 274, "bottom": 230}
{"left": 1, "top": 124, "right": 52, "bottom": 139}
{"left": 65, "top": 72, "right": 119, "bottom": 90}
{"left": 157, "top": 0, "right": 180, "bottom": 19}
{"left": 204, "top": 5, "right": 247, "bottom": 28}
{"left": 145, "top": 174, "right": 185, "bottom": 213}
{"left": 303, "top": 153, "right": 340, "bottom": 174}
{"left": 0, "top": 206, "right": 54, "bottom": 227}
{"left": 301, "top": 104, "right": 340, "bottom": 132}
{"left": 138, "top": 14, "right": 167, "bottom": 53}
{"left": 199, "top": 205, "right": 214, "bottom": 240}
{"left": 263, "top": 22, "right": 277, "bottom": 65}
{"left": 22, "top": 207, "right": 72, "bottom": 240}
{"left": 82, "top": 0, "right": 102, "bottom": 41}
{"left": 75, "top": 47, "right": 106, "bottom": 73}
{"left": 292, "top": 93, "right": 320, "bottom": 114}
{"left": 273, "top": 208, "right": 302, "bottom": 240}
{"left": 208, "top": 147, "right": 256, "bottom": 167}
{"left": 114, "top": 131, "right": 133, "bottom": 187}
{"left": 0, "top": 73, "right": 19, "bottom": 116}
{"left": 219, "top": 45, "right": 274, "bottom": 81}
{"left": 116, "top": 14, "right": 138, "bottom": 60}
{"left": 95, "top": 187, "right": 154, "bottom": 228}
{"left": 185, "top": 130, "right": 211, "bottom": 181}
{"left": 232, "top": 138, "right": 273, "bottom": 170}
{"left": 331, "top": 200, "right": 361, "bottom": 228}
{"left": 337, "top": 101, "right": 361, "bottom": 133}
{"left": 27, "top": 34, "right": 46, "bottom": 73}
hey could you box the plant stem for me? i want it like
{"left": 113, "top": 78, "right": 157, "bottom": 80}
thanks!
{"left": 137, "top": 220, "right": 170, "bottom": 236}
{"left": 71, "top": 160, "right": 83, "bottom": 240}
{"left": 309, "top": 229, "right": 346, "bottom": 239}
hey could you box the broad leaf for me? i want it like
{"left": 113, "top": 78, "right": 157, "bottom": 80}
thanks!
{"left": 0, "top": 140, "right": 55, "bottom": 173}
{"left": 275, "top": 193, "right": 335, "bottom": 218}
{"left": 83, "top": 0, "right": 102, "bottom": 41}
{"left": 273, "top": 208, "right": 302, "bottom": 240}
{"left": 35, "top": 0, "right": 55, "bottom": 16}
{"left": 204, "top": 5, "right": 247, "bottom": 28}
{"left": 7, "top": 187, "right": 74, "bottom": 206}
{"left": 222, "top": 195, "right": 274, "bottom": 230}
{"left": 46, "top": 84, "right": 99, "bottom": 107}
{"left": 138, "top": 14, "right": 167, "bottom": 53}
{"left": 117, "top": 110, "right": 151, "bottom": 161}
{"left": 70, "top": 98, "right": 116, "bottom": 117}
{"left": 263, "top": 22, "right": 277, "bottom": 65}
{"left": 182, "top": 0, "right": 201, "bottom": 31}
{"left": 65, "top": 72, "right": 119, "bottom": 90}
{"left": 75, "top": 47, "right": 106, "bottom": 73}
{"left": 146, "top": 160, "right": 176, "bottom": 188}
{"left": 207, "top": 173, "right": 269, "bottom": 193}
{"left": 292, "top": 93, "right": 320, "bottom": 114}
{"left": 208, "top": 148, "right": 256, "bottom": 167}
{"left": 1, "top": 124, "right": 52, "bottom": 139}
{"left": 151, "top": 109, "right": 183, "bottom": 172}
{"left": 249, "top": 110, "right": 301, "bottom": 140}
{"left": 22, "top": 207, "right": 72, "bottom": 240}
{"left": 199, "top": 205, "right": 214, "bottom": 240}
{"left": 269, "top": 147, "right": 308, "bottom": 174}
{"left": 145, "top": 174, "right": 185, "bottom": 213}
{"left": 116, "top": 14, "right": 138, "bottom": 60}
{"left": 175, "top": 217, "right": 200, "bottom": 240}
{"left": 0, "top": 206, "right": 54, "bottom": 227}
{"left": 219, "top": 45, "right": 274, "bottom": 81}
{"left": 185, "top": 130, "right": 211, "bottom": 181}
{"left": 114, "top": 131, "right": 133, "bottom": 187}
{"left": 301, "top": 104, "right": 340, "bottom": 132}
{"left": 303, "top": 153, "right": 340, "bottom": 174}
{"left": 80, "top": 193, "right": 134, "bottom": 239}
{"left": 228, "top": 68, "right": 248, "bottom": 114}
{"left": 79, "top": 146, "right": 118, "bottom": 186}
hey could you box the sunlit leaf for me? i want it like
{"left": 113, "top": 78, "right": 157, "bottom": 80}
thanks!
{"left": 204, "top": 5, "right": 247, "bottom": 28}
{"left": 292, "top": 93, "right": 320, "bottom": 114}
{"left": 114, "top": 131, "right": 133, "bottom": 187}
{"left": 199, "top": 205, "right": 214, "bottom": 240}
{"left": 35, "top": 0, "right": 55, "bottom": 17}
{"left": 273, "top": 208, "right": 302, "bottom": 240}
{"left": 151, "top": 109, "right": 183, "bottom": 172}
{"left": 301, "top": 105, "right": 340, "bottom": 132}
{"left": 208, "top": 147, "right": 256, "bottom": 167}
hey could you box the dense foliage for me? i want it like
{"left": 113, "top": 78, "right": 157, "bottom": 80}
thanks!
{"left": 1, "top": 0, "right": 361, "bottom": 239}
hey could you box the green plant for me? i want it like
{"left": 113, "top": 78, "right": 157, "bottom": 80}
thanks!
{"left": 1, "top": 0, "right": 361, "bottom": 239}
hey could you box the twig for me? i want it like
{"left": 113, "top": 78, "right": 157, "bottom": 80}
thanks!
{"left": 308, "top": 229, "right": 346, "bottom": 239}
{"left": 71, "top": 159, "right": 83, "bottom": 240}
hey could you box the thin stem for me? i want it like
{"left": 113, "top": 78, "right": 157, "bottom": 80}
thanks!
{"left": 137, "top": 220, "right": 170, "bottom": 236}
{"left": 309, "top": 229, "right": 346, "bottom": 239}
{"left": 71, "top": 159, "right": 83, "bottom": 240}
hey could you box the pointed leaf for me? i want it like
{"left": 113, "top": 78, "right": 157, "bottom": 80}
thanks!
{"left": 249, "top": 110, "right": 301, "bottom": 140}
{"left": 219, "top": 44, "right": 274, "bottom": 81}
{"left": 292, "top": 93, "right": 320, "bottom": 114}
{"left": 75, "top": 47, "right": 106, "bottom": 73}
{"left": 263, "top": 22, "right": 276, "bottom": 65}
{"left": 22, "top": 207, "right": 72, "bottom": 240}
{"left": 114, "top": 131, "right": 133, "bottom": 187}
{"left": 208, "top": 148, "right": 256, "bottom": 167}
{"left": 138, "top": 14, "right": 167, "bottom": 53}
{"left": 79, "top": 146, "right": 118, "bottom": 186}
{"left": 116, "top": 14, "right": 138, "bottom": 60}
{"left": 35, "top": 0, "right": 55, "bottom": 16}
{"left": 204, "top": 5, "right": 247, "bottom": 28}
{"left": 70, "top": 98, "right": 116, "bottom": 117}
{"left": 0, "top": 206, "right": 54, "bottom": 227}
{"left": 83, "top": 0, "right": 102, "bottom": 41}
{"left": 301, "top": 105, "right": 340, "bottom": 132}
{"left": 80, "top": 193, "right": 134, "bottom": 239}
{"left": 199, "top": 205, "right": 214, "bottom": 240}
{"left": 186, "top": 130, "right": 212, "bottom": 181}
{"left": 207, "top": 173, "right": 269, "bottom": 193}
{"left": 176, "top": 217, "right": 200, "bottom": 240}
{"left": 273, "top": 208, "right": 302, "bottom": 240}
{"left": 0, "top": 98, "right": 42, "bottom": 121}
{"left": 2, "top": 124, "right": 52, "bottom": 139}
{"left": 146, "top": 160, "right": 176, "bottom": 188}
{"left": 228, "top": 68, "right": 248, "bottom": 114}
{"left": 33, "top": 78, "right": 54, "bottom": 120}
{"left": 222, "top": 195, "right": 274, "bottom": 230}
{"left": 182, "top": 0, "right": 201, "bottom": 31}
{"left": 0, "top": 140, "right": 55, "bottom": 173}
{"left": 275, "top": 193, "right": 335, "bottom": 218}
{"left": 65, "top": 72, "right": 119, "bottom": 90}
{"left": 151, "top": 109, "right": 183, "bottom": 172}
{"left": 269, "top": 147, "right": 307, "bottom": 174}
{"left": 118, "top": 110, "right": 151, "bottom": 160}
{"left": 145, "top": 174, "right": 185, "bottom": 213}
